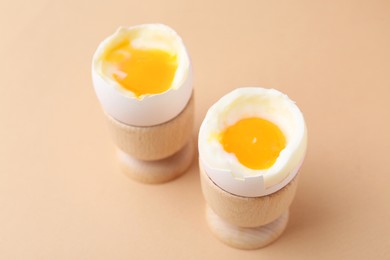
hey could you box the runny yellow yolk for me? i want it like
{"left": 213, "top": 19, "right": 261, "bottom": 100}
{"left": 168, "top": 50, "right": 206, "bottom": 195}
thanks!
{"left": 219, "top": 117, "right": 286, "bottom": 170}
{"left": 103, "top": 39, "right": 178, "bottom": 98}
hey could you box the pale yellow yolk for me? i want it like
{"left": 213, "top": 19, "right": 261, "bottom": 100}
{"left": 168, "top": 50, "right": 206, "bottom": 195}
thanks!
{"left": 219, "top": 117, "right": 286, "bottom": 170}
{"left": 103, "top": 39, "right": 178, "bottom": 97}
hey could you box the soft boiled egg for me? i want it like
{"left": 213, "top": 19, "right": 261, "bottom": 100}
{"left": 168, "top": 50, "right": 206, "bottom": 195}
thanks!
{"left": 92, "top": 24, "right": 192, "bottom": 126}
{"left": 198, "top": 87, "right": 307, "bottom": 197}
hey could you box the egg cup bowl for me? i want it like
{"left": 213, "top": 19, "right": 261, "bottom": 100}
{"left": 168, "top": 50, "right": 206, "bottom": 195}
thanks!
{"left": 200, "top": 165, "right": 298, "bottom": 249}
{"left": 105, "top": 94, "right": 194, "bottom": 184}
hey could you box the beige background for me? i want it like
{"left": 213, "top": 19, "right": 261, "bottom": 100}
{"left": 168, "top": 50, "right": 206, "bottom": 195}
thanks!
{"left": 1, "top": 0, "right": 390, "bottom": 259}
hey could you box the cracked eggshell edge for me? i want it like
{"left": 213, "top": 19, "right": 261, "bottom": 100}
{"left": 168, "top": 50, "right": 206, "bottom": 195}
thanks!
{"left": 91, "top": 24, "right": 193, "bottom": 127}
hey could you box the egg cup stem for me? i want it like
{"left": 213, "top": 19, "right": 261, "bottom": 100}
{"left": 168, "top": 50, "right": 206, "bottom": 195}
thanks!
{"left": 117, "top": 141, "right": 194, "bottom": 183}
{"left": 105, "top": 94, "right": 194, "bottom": 183}
{"left": 206, "top": 206, "right": 289, "bottom": 250}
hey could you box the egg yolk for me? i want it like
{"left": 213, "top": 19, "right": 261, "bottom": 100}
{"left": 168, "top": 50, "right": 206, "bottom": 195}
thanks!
{"left": 219, "top": 117, "right": 286, "bottom": 170}
{"left": 103, "top": 39, "right": 178, "bottom": 97}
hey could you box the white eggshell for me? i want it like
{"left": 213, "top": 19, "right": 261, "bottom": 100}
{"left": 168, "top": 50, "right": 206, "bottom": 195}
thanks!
{"left": 198, "top": 87, "right": 307, "bottom": 197}
{"left": 92, "top": 24, "right": 192, "bottom": 126}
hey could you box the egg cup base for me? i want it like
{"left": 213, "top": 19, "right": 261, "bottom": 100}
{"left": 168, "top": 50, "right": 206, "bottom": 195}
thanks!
{"left": 206, "top": 205, "right": 289, "bottom": 250}
{"left": 117, "top": 140, "right": 194, "bottom": 184}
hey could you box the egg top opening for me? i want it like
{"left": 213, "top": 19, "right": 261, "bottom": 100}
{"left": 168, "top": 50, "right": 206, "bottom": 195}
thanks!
{"left": 103, "top": 38, "right": 177, "bottom": 97}
{"left": 94, "top": 24, "right": 190, "bottom": 99}
{"left": 199, "top": 87, "right": 307, "bottom": 190}
{"left": 219, "top": 117, "right": 286, "bottom": 170}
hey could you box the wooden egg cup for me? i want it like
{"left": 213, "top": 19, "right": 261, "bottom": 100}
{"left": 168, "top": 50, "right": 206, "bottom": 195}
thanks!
{"left": 200, "top": 166, "right": 298, "bottom": 249}
{"left": 104, "top": 95, "right": 195, "bottom": 184}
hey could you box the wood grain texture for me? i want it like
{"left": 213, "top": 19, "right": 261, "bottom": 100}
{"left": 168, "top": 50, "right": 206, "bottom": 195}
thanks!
{"left": 206, "top": 206, "right": 289, "bottom": 250}
{"left": 117, "top": 141, "right": 194, "bottom": 184}
{"left": 200, "top": 165, "right": 298, "bottom": 228}
{"left": 105, "top": 94, "right": 194, "bottom": 161}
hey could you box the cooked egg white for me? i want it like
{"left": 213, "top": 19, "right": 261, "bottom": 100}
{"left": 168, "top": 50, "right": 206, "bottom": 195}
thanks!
{"left": 198, "top": 87, "right": 307, "bottom": 197}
